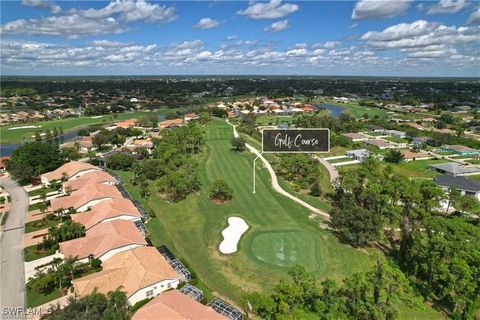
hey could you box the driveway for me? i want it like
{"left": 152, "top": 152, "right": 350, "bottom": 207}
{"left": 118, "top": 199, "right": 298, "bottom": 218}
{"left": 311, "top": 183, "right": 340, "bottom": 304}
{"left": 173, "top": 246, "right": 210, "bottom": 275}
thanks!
{"left": 0, "top": 175, "right": 29, "bottom": 314}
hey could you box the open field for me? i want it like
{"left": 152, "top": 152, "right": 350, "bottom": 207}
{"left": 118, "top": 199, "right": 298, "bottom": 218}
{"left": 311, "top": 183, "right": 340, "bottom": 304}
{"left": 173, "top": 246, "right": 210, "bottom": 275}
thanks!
{"left": 116, "top": 119, "right": 445, "bottom": 318}
{"left": 0, "top": 110, "right": 169, "bottom": 144}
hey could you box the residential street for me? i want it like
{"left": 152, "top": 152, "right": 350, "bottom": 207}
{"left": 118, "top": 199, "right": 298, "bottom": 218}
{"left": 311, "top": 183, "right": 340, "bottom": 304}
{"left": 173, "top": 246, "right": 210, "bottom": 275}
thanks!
{"left": 0, "top": 175, "right": 29, "bottom": 315}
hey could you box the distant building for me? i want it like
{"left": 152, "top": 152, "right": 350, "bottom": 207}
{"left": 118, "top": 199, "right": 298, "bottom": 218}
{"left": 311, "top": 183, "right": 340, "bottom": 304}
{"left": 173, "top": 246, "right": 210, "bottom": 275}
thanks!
{"left": 346, "top": 149, "right": 370, "bottom": 162}
{"left": 342, "top": 133, "right": 370, "bottom": 142}
{"left": 367, "top": 125, "right": 384, "bottom": 133}
{"left": 159, "top": 119, "right": 184, "bottom": 129}
{"left": 384, "top": 130, "right": 407, "bottom": 138}
{"left": 412, "top": 137, "right": 429, "bottom": 145}
{"left": 440, "top": 145, "right": 480, "bottom": 156}
{"left": 400, "top": 150, "right": 431, "bottom": 161}
{"left": 184, "top": 113, "right": 200, "bottom": 122}
{"left": 40, "top": 161, "right": 102, "bottom": 186}
{"left": 428, "top": 163, "right": 480, "bottom": 176}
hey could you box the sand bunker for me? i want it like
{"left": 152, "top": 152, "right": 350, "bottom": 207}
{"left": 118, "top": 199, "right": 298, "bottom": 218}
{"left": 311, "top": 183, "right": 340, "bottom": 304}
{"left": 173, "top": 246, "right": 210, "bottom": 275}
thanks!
{"left": 8, "top": 125, "right": 41, "bottom": 130}
{"left": 219, "top": 217, "right": 249, "bottom": 254}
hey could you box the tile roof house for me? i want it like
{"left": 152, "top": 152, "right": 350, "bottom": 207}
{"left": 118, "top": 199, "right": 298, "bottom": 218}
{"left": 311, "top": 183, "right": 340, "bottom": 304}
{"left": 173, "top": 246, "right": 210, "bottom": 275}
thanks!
{"left": 41, "top": 161, "right": 102, "bottom": 186}
{"left": 71, "top": 198, "right": 142, "bottom": 230}
{"left": 62, "top": 171, "right": 116, "bottom": 192}
{"left": 132, "top": 290, "right": 227, "bottom": 320}
{"left": 50, "top": 183, "right": 122, "bottom": 212}
{"left": 342, "top": 132, "right": 370, "bottom": 142}
{"left": 73, "top": 246, "right": 180, "bottom": 306}
{"left": 400, "top": 150, "right": 431, "bottom": 161}
{"left": 59, "top": 220, "right": 147, "bottom": 262}
{"left": 159, "top": 119, "right": 184, "bottom": 129}
{"left": 384, "top": 130, "right": 407, "bottom": 138}
{"left": 114, "top": 119, "right": 138, "bottom": 129}
{"left": 184, "top": 113, "right": 200, "bottom": 122}
{"left": 434, "top": 174, "right": 480, "bottom": 200}
{"left": 429, "top": 163, "right": 480, "bottom": 176}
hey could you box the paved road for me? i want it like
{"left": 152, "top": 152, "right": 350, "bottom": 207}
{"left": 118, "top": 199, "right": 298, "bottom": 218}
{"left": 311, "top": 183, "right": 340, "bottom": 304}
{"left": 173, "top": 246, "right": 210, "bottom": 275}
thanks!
{"left": 313, "top": 156, "right": 339, "bottom": 182}
{"left": 226, "top": 120, "right": 330, "bottom": 219}
{"left": 0, "top": 175, "right": 29, "bottom": 315}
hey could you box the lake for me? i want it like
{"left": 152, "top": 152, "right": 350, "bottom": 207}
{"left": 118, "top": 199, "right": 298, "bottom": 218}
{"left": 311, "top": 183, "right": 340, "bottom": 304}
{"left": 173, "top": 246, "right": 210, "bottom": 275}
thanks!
{"left": 315, "top": 103, "right": 345, "bottom": 118}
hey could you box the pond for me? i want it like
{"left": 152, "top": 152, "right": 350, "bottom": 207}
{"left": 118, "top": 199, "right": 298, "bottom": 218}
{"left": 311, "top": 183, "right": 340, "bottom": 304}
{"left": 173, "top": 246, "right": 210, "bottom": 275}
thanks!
{"left": 315, "top": 103, "right": 345, "bottom": 118}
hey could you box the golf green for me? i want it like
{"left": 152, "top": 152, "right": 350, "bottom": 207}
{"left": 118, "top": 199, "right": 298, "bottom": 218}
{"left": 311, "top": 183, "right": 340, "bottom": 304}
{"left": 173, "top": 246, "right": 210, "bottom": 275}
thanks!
{"left": 250, "top": 230, "right": 319, "bottom": 271}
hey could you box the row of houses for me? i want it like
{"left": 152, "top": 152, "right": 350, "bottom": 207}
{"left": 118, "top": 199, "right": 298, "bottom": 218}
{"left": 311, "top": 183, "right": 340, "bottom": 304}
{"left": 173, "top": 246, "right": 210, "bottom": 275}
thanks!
{"left": 0, "top": 109, "right": 80, "bottom": 125}
{"left": 37, "top": 161, "right": 239, "bottom": 319}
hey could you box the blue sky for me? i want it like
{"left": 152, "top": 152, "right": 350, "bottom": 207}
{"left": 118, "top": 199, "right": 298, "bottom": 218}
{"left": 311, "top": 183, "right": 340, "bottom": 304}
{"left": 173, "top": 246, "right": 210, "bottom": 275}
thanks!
{"left": 1, "top": 0, "right": 479, "bottom": 76}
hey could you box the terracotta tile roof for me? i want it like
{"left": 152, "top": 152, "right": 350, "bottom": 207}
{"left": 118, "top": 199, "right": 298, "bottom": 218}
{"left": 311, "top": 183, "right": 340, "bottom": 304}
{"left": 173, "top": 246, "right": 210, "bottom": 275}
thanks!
{"left": 41, "top": 161, "right": 100, "bottom": 182}
{"left": 114, "top": 119, "right": 138, "bottom": 128}
{"left": 50, "top": 183, "right": 122, "bottom": 211}
{"left": 73, "top": 247, "right": 178, "bottom": 298}
{"left": 72, "top": 198, "right": 142, "bottom": 230}
{"left": 60, "top": 220, "right": 147, "bottom": 260}
{"left": 63, "top": 171, "right": 116, "bottom": 191}
{"left": 159, "top": 119, "right": 183, "bottom": 128}
{"left": 132, "top": 290, "right": 227, "bottom": 320}
{"left": 400, "top": 150, "right": 430, "bottom": 159}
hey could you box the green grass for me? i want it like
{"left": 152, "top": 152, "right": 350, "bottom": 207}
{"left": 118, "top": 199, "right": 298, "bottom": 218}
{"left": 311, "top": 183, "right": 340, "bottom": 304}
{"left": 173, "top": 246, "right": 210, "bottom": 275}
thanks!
{"left": 28, "top": 186, "right": 59, "bottom": 197}
{"left": 26, "top": 286, "right": 62, "bottom": 308}
{"left": 28, "top": 203, "right": 45, "bottom": 211}
{"left": 327, "top": 157, "right": 350, "bottom": 164}
{"left": 24, "top": 245, "right": 56, "bottom": 262}
{"left": 25, "top": 216, "right": 61, "bottom": 233}
{"left": 0, "top": 110, "right": 169, "bottom": 144}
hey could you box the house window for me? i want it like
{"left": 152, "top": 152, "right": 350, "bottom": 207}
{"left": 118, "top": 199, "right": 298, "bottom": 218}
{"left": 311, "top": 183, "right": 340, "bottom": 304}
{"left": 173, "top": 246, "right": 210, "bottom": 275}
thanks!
{"left": 146, "top": 290, "right": 154, "bottom": 297}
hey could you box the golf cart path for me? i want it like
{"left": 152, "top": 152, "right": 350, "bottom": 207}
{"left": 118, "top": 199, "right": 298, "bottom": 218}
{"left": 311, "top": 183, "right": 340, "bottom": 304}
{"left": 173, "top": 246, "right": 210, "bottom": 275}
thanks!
{"left": 226, "top": 119, "right": 330, "bottom": 219}
{"left": 313, "top": 156, "right": 339, "bottom": 182}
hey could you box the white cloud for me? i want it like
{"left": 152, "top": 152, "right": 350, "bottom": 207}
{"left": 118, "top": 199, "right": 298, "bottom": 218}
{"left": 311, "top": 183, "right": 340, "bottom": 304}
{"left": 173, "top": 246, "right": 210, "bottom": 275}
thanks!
{"left": 1, "top": 0, "right": 177, "bottom": 38}
{"left": 264, "top": 20, "right": 289, "bottom": 32}
{"left": 314, "top": 41, "right": 340, "bottom": 49}
{"left": 237, "top": 0, "right": 298, "bottom": 19}
{"left": 0, "top": 15, "right": 123, "bottom": 39}
{"left": 427, "top": 0, "right": 467, "bottom": 15}
{"left": 21, "top": 0, "right": 61, "bottom": 13}
{"left": 467, "top": 7, "right": 480, "bottom": 25}
{"left": 352, "top": 0, "right": 412, "bottom": 20}
{"left": 361, "top": 20, "right": 480, "bottom": 49}
{"left": 76, "top": 0, "right": 177, "bottom": 23}
{"left": 193, "top": 17, "right": 221, "bottom": 29}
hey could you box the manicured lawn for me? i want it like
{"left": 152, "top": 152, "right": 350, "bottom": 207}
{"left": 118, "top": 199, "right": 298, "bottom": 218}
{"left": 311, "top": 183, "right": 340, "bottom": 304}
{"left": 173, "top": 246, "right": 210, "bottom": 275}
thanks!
{"left": 28, "top": 186, "right": 59, "bottom": 197}
{"left": 25, "top": 215, "right": 62, "bottom": 233}
{"left": 26, "top": 286, "right": 62, "bottom": 308}
{"left": 0, "top": 110, "right": 167, "bottom": 144}
{"left": 24, "top": 245, "right": 56, "bottom": 262}
{"left": 327, "top": 157, "right": 350, "bottom": 164}
{"left": 28, "top": 203, "right": 45, "bottom": 211}
{"left": 466, "top": 159, "right": 480, "bottom": 164}
{"left": 116, "top": 118, "right": 371, "bottom": 304}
